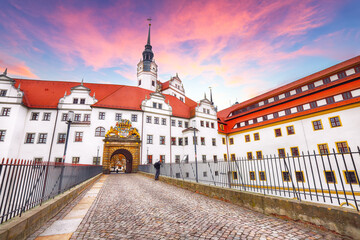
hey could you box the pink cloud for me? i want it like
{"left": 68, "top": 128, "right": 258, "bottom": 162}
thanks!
{"left": 0, "top": 53, "right": 38, "bottom": 78}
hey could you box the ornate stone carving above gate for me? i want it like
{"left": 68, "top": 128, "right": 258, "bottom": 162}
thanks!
{"left": 102, "top": 120, "right": 141, "bottom": 174}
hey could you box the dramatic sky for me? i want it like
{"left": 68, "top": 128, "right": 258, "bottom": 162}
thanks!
{"left": 1, "top": 0, "right": 359, "bottom": 110}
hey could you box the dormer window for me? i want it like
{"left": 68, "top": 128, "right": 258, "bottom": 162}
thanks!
{"left": 0, "top": 90, "right": 7, "bottom": 96}
{"left": 158, "top": 103, "right": 162, "bottom": 109}
{"left": 207, "top": 109, "right": 210, "bottom": 114}
{"left": 180, "top": 97, "right": 184, "bottom": 102}
{"left": 80, "top": 98, "right": 85, "bottom": 104}
{"left": 153, "top": 102, "right": 157, "bottom": 108}
{"left": 73, "top": 98, "right": 78, "bottom": 104}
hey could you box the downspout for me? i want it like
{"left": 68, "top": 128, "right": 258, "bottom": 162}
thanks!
{"left": 169, "top": 115, "right": 172, "bottom": 177}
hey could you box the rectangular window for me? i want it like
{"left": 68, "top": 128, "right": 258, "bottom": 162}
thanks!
{"left": 318, "top": 143, "right": 329, "bottom": 155}
{"left": 175, "top": 173, "right": 180, "bottom": 178}
{"left": 290, "top": 147, "right": 299, "bottom": 157}
{"left": 285, "top": 109, "right": 291, "bottom": 115}
{"left": 229, "top": 138, "right": 234, "bottom": 145}
{"left": 147, "top": 155, "right": 153, "bottom": 164}
{"left": 73, "top": 98, "right": 78, "bottom": 104}
{"left": 274, "top": 128, "right": 282, "bottom": 137}
{"left": 253, "top": 118, "right": 258, "bottom": 124}
{"left": 211, "top": 122, "right": 214, "bottom": 128}
{"left": 343, "top": 171, "right": 358, "bottom": 184}
{"left": 58, "top": 133, "right": 66, "bottom": 143}
{"left": 308, "top": 83, "right": 315, "bottom": 90}
{"left": 356, "top": 66, "right": 360, "bottom": 73}
{"left": 146, "top": 116, "right": 152, "bottom": 123}
{"left": 254, "top": 133, "right": 260, "bottom": 141}
{"left": 247, "top": 152, "right": 253, "bottom": 160}
{"left": 232, "top": 171, "right": 238, "bottom": 180}
{"left": 34, "top": 158, "right": 43, "bottom": 164}
{"left": 162, "top": 118, "right": 166, "bottom": 125}
{"left": 93, "top": 157, "right": 100, "bottom": 165}
{"left": 25, "top": 133, "right": 35, "bottom": 144}
{"left": 131, "top": 114, "right": 137, "bottom": 122}
{"left": 1, "top": 107, "right": 10, "bottom": 116}
{"left": 147, "top": 135, "right": 153, "bottom": 144}
{"left": 154, "top": 117, "right": 159, "bottom": 124}
{"left": 296, "top": 171, "right": 305, "bottom": 182}
{"left": 295, "top": 87, "right": 302, "bottom": 94}
{"left": 245, "top": 134, "right": 250, "bottom": 142}
{"left": 72, "top": 157, "right": 80, "bottom": 164}
{"left": 75, "top": 132, "right": 83, "bottom": 142}
{"left": 0, "top": 130, "right": 6, "bottom": 141}
{"left": 160, "top": 136, "right": 165, "bottom": 145}
{"left": 310, "top": 101, "right": 317, "bottom": 109}
{"left": 80, "top": 98, "right": 85, "bottom": 104}
{"left": 312, "top": 120, "right": 323, "bottom": 130}
{"left": 274, "top": 95, "right": 279, "bottom": 101}
{"left": 250, "top": 171, "right": 256, "bottom": 180}
{"left": 152, "top": 81, "right": 155, "bottom": 86}
{"left": 203, "top": 171, "right": 207, "bottom": 177}
{"left": 329, "top": 116, "right": 341, "bottom": 128}
{"left": 171, "top": 137, "right": 176, "bottom": 145}
{"left": 286, "top": 126, "right": 295, "bottom": 135}
{"left": 175, "top": 155, "right": 180, "bottom": 164}
{"left": 43, "top": 112, "right": 51, "bottom": 121}
{"left": 185, "top": 172, "right": 189, "bottom": 178}
{"left": 259, "top": 171, "right": 266, "bottom": 181}
{"left": 282, "top": 171, "right": 291, "bottom": 182}
{"left": 0, "top": 89, "right": 7, "bottom": 96}
{"left": 38, "top": 133, "right": 47, "bottom": 144}
{"left": 263, "top": 115, "right": 268, "bottom": 121}
{"left": 285, "top": 91, "right": 291, "bottom": 97}
{"left": 202, "top": 155, "right": 206, "bottom": 163}
{"left": 324, "top": 171, "right": 336, "bottom": 183}
{"left": 213, "top": 155, "right": 218, "bottom": 163}
{"left": 264, "top": 99, "right": 269, "bottom": 105}
{"left": 244, "top": 120, "right": 249, "bottom": 126}
{"left": 342, "top": 91, "right": 352, "bottom": 100}
{"left": 158, "top": 103, "right": 162, "bottom": 109}
{"left": 222, "top": 137, "right": 226, "bottom": 145}
{"left": 338, "top": 72, "right": 346, "bottom": 79}
{"left": 201, "top": 137, "right": 205, "bottom": 145}
{"left": 326, "top": 96, "right": 335, "bottom": 104}
{"left": 31, "top": 112, "right": 39, "bottom": 120}
{"left": 115, "top": 113, "right": 122, "bottom": 121}
{"left": 74, "top": 114, "right": 81, "bottom": 122}
{"left": 256, "top": 151, "right": 262, "bottom": 160}
{"left": 336, "top": 141, "right": 349, "bottom": 154}
{"left": 206, "top": 121, "right": 209, "bottom": 128}
{"left": 185, "top": 122, "right": 189, "bottom": 128}
{"left": 99, "top": 112, "right": 105, "bottom": 120}
{"left": 61, "top": 113, "right": 68, "bottom": 121}
{"left": 215, "top": 171, "right": 219, "bottom": 176}
{"left": 224, "top": 154, "right": 227, "bottom": 161}
{"left": 323, "top": 77, "right": 331, "bottom": 84}
{"left": 231, "top": 154, "right": 236, "bottom": 161}
{"left": 178, "top": 138, "right": 183, "bottom": 146}
{"left": 296, "top": 105, "right": 304, "bottom": 112}
{"left": 84, "top": 114, "right": 91, "bottom": 122}
{"left": 212, "top": 138, "right": 216, "bottom": 146}
{"left": 184, "top": 137, "right": 188, "bottom": 145}
{"left": 200, "top": 121, "right": 204, "bottom": 127}
{"left": 178, "top": 121, "right": 182, "bottom": 127}
{"left": 55, "top": 158, "right": 62, "bottom": 164}
{"left": 171, "top": 120, "right": 176, "bottom": 126}
{"left": 153, "top": 102, "right": 157, "bottom": 108}
{"left": 273, "top": 112, "right": 279, "bottom": 118}
{"left": 278, "top": 148, "right": 286, "bottom": 158}
{"left": 160, "top": 155, "right": 165, "bottom": 163}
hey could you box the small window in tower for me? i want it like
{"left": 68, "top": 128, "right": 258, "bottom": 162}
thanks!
{"left": 152, "top": 81, "right": 155, "bottom": 86}
{"left": 139, "top": 80, "right": 141, "bottom": 85}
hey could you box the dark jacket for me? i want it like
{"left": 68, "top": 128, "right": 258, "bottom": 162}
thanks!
{"left": 153, "top": 161, "right": 161, "bottom": 170}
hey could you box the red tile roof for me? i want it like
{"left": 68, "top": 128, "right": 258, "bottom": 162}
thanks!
{"left": 13, "top": 79, "right": 197, "bottom": 119}
{"left": 217, "top": 55, "right": 360, "bottom": 122}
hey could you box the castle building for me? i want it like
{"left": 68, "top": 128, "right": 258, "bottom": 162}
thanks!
{"left": 0, "top": 23, "right": 223, "bottom": 172}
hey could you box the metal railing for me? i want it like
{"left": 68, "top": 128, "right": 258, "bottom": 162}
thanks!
{"left": 0, "top": 159, "right": 102, "bottom": 224}
{"left": 139, "top": 147, "right": 360, "bottom": 211}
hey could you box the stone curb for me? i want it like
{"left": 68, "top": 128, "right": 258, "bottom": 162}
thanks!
{"left": 0, "top": 173, "right": 102, "bottom": 240}
{"left": 138, "top": 171, "right": 360, "bottom": 239}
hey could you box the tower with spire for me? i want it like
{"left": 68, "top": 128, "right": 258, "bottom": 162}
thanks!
{"left": 137, "top": 19, "right": 158, "bottom": 91}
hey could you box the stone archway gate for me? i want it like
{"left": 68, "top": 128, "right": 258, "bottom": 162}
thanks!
{"left": 102, "top": 120, "right": 141, "bottom": 174}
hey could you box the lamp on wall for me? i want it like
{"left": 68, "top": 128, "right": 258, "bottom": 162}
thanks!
{"left": 191, "top": 119, "right": 198, "bottom": 182}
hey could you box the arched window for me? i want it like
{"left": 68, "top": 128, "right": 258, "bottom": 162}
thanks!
{"left": 95, "top": 127, "right": 105, "bottom": 137}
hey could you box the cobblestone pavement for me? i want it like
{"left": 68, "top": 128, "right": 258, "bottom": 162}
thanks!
{"left": 69, "top": 174, "right": 345, "bottom": 240}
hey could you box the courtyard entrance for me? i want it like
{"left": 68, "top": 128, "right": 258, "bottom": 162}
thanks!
{"left": 102, "top": 120, "right": 141, "bottom": 174}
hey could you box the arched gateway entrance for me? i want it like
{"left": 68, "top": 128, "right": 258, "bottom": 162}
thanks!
{"left": 102, "top": 120, "right": 141, "bottom": 174}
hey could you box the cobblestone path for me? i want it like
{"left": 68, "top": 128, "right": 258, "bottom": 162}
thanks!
{"left": 71, "top": 174, "right": 343, "bottom": 240}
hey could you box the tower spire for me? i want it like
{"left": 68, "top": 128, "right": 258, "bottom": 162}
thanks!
{"left": 147, "top": 18, "right": 151, "bottom": 45}
{"left": 142, "top": 18, "right": 154, "bottom": 71}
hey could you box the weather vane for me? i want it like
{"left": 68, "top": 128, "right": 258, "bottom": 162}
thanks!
{"left": 147, "top": 17, "right": 152, "bottom": 25}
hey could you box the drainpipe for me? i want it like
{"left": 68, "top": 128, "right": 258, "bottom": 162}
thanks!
{"left": 169, "top": 115, "right": 172, "bottom": 177}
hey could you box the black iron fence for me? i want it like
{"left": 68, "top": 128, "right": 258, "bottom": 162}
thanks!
{"left": 139, "top": 147, "right": 360, "bottom": 211}
{"left": 0, "top": 159, "right": 102, "bottom": 224}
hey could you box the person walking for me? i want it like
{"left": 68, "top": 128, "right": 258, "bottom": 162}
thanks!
{"left": 153, "top": 160, "right": 162, "bottom": 180}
